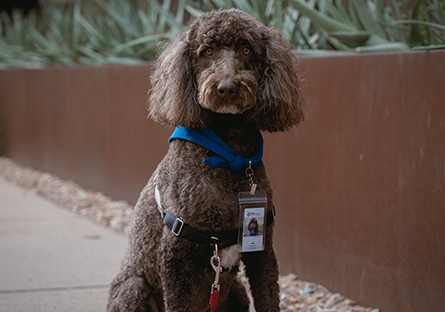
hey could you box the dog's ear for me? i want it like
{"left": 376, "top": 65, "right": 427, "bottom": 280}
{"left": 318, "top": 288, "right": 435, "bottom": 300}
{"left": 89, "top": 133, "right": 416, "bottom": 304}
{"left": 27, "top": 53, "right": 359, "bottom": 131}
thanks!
{"left": 254, "top": 28, "right": 306, "bottom": 132}
{"left": 148, "top": 30, "right": 208, "bottom": 128}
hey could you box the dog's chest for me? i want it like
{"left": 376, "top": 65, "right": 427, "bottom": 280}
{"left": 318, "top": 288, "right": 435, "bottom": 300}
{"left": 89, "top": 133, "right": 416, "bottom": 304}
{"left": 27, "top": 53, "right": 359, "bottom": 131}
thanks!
{"left": 219, "top": 245, "right": 241, "bottom": 269}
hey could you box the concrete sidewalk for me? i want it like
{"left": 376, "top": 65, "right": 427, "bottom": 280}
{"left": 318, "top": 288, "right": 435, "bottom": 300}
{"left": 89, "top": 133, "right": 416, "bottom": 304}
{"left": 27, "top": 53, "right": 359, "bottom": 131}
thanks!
{"left": 0, "top": 177, "right": 127, "bottom": 312}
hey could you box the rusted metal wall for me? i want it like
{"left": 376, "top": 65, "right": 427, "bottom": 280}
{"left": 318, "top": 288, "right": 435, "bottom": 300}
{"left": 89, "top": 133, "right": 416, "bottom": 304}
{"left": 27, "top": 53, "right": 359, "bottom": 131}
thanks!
{"left": 0, "top": 64, "right": 171, "bottom": 202}
{"left": 0, "top": 51, "right": 444, "bottom": 312}
{"left": 266, "top": 50, "right": 445, "bottom": 312}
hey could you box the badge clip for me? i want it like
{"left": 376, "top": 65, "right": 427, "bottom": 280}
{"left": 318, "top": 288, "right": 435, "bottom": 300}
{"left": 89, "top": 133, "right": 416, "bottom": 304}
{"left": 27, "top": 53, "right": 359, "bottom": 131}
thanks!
{"left": 245, "top": 160, "right": 257, "bottom": 195}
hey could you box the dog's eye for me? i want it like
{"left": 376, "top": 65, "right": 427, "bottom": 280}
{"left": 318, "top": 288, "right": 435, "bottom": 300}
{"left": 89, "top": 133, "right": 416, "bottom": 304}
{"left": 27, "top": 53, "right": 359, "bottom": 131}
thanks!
{"left": 204, "top": 48, "right": 213, "bottom": 56}
{"left": 242, "top": 46, "right": 252, "bottom": 55}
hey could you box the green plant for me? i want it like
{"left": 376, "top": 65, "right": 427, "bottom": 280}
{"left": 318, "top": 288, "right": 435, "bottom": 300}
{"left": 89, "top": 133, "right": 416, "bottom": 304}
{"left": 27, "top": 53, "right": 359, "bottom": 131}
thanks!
{"left": 1, "top": 0, "right": 444, "bottom": 68}
{"left": 0, "top": 0, "right": 189, "bottom": 67}
{"left": 287, "top": 0, "right": 445, "bottom": 54}
{"left": 185, "top": 0, "right": 315, "bottom": 49}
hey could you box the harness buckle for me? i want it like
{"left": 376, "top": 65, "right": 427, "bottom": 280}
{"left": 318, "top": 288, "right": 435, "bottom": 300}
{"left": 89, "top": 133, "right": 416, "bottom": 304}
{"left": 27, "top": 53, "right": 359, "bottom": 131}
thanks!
{"left": 172, "top": 218, "right": 184, "bottom": 236}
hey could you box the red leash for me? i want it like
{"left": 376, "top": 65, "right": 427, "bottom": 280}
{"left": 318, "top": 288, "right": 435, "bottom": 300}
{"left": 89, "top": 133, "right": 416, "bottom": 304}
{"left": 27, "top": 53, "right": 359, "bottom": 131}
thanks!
{"left": 209, "top": 244, "right": 221, "bottom": 312}
{"left": 209, "top": 286, "right": 220, "bottom": 312}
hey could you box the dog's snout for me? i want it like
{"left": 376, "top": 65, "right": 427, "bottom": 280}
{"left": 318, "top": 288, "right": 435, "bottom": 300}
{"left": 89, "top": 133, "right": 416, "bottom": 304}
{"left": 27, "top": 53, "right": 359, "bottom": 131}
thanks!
{"left": 217, "top": 81, "right": 239, "bottom": 99}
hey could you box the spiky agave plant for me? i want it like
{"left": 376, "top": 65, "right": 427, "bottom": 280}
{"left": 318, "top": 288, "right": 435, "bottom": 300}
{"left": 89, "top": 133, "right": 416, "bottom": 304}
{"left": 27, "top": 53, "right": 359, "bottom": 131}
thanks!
{"left": 1, "top": 0, "right": 444, "bottom": 67}
{"left": 188, "top": 0, "right": 445, "bottom": 54}
{"left": 0, "top": 0, "right": 189, "bottom": 68}
{"left": 287, "top": 0, "right": 445, "bottom": 54}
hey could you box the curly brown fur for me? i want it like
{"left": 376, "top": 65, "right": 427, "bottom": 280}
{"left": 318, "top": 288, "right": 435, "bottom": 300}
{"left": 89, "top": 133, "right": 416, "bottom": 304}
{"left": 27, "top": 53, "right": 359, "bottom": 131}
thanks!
{"left": 147, "top": 9, "right": 305, "bottom": 131}
{"left": 108, "top": 8, "right": 305, "bottom": 312}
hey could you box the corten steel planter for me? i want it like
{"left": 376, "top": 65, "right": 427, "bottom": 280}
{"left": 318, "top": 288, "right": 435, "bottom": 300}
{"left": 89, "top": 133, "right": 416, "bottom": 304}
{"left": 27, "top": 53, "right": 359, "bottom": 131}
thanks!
{"left": 0, "top": 63, "right": 171, "bottom": 203}
{"left": 0, "top": 50, "right": 444, "bottom": 312}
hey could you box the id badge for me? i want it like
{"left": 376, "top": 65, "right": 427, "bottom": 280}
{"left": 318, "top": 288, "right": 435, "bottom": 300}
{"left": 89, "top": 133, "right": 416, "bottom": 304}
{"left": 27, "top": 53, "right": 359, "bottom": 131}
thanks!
{"left": 238, "top": 191, "right": 267, "bottom": 252}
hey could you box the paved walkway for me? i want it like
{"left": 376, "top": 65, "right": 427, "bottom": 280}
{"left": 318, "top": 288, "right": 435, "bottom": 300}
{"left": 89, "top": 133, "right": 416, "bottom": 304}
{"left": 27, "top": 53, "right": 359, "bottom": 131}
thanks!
{"left": 0, "top": 177, "right": 127, "bottom": 312}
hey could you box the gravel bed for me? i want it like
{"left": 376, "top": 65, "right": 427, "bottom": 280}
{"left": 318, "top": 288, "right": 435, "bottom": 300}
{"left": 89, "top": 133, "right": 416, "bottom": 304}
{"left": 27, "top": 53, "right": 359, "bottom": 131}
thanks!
{"left": 0, "top": 157, "right": 378, "bottom": 312}
{"left": 0, "top": 157, "right": 133, "bottom": 232}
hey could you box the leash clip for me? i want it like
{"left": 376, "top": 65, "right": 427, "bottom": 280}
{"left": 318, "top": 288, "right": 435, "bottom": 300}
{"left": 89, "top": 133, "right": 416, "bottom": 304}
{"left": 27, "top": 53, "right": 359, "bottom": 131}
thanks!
{"left": 211, "top": 281, "right": 220, "bottom": 293}
{"left": 210, "top": 255, "right": 222, "bottom": 274}
{"left": 209, "top": 253, "right": 221, "bottom": 312}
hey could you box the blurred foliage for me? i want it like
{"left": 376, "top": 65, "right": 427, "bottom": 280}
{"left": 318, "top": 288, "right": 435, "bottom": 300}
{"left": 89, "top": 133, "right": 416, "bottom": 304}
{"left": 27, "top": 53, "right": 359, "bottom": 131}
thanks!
{"left": 188, "top": 0, "right": 445, "bottom": 54}
{"left": 1, "top": 0, "right": 444, "bottom": 67}
{"left": 0, "top": 0, "right": 189, "bottom": 67}
{"left": 287, "top": 0, "right": 445, "bottom": 54}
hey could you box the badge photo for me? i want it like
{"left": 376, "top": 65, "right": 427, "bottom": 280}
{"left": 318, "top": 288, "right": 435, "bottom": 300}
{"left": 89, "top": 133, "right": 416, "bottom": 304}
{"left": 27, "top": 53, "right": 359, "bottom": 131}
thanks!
{"left": 238, "top": 191, "right": 267, "bottom": 252}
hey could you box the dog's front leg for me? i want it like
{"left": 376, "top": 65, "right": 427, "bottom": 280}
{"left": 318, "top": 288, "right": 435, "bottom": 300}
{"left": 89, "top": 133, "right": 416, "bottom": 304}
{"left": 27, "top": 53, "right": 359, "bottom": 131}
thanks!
{"left": 159, "top": 229, "right": 198, "bottom": 312}
{"left": 242, "top": 224, "right": 280, "bottom": 312}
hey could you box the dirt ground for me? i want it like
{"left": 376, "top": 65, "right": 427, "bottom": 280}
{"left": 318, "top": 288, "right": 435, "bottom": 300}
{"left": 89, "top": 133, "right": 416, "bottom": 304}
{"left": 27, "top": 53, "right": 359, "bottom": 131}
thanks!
{"left": 0, "top": 157, "right": 378, "bottom": 312}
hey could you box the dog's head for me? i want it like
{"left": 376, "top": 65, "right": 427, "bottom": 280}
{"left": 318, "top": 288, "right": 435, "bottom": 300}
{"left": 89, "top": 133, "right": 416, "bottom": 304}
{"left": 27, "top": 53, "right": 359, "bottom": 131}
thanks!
{"left": 148, "top": 8, "right": 305, "bottom": 132}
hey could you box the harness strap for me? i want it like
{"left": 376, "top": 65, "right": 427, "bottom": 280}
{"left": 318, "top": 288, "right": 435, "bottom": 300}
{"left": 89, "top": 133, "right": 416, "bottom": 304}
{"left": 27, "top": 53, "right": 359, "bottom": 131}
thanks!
{"left": 163, "top": 211, "right": 225, "bottom": 246}
{"left": 163, "top": 207, "right": 275, "bottom": 250}
{"left": 154, "top": 174, "right": 276, "bottom": 250}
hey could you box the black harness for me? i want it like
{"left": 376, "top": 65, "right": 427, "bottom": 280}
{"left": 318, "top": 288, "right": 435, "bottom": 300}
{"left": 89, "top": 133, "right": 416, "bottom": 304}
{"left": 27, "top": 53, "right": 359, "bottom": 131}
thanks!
{"left": 154, "top": 175, "right": 276, "bottom": 251}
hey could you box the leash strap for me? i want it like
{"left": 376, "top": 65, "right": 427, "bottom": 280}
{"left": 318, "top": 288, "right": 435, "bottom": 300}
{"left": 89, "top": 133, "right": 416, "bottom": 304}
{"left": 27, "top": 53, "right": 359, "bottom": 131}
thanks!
{"left": 209, "top": 289, "right": 219, "bottom": 312}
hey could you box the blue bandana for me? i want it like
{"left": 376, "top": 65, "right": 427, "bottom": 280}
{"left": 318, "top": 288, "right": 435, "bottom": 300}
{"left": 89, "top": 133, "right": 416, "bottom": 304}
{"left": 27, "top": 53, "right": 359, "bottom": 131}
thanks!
{"left": 169, "top": 127, "right": 263, "bottom": 173}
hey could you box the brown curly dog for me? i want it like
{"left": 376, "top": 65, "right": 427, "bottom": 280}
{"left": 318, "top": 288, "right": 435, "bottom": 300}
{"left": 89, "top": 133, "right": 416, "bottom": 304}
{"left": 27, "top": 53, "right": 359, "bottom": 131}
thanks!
{"left": 107, "top": 8, "right": 305, "bottom": 312}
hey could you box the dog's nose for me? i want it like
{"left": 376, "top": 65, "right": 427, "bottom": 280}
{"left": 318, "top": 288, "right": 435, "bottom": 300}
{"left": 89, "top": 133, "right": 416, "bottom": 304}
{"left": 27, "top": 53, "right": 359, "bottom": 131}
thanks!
{"left": 217, "top": 81, "right": 238, "bottom": 99}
